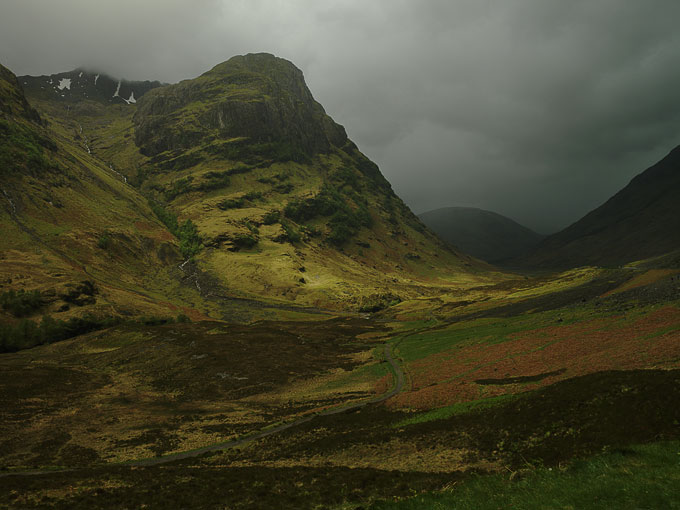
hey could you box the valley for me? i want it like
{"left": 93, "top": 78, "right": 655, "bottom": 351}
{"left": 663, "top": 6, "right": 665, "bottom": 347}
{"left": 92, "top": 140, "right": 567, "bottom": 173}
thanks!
{"left": 1, "top": 53, "right": 679, "bottom": 509}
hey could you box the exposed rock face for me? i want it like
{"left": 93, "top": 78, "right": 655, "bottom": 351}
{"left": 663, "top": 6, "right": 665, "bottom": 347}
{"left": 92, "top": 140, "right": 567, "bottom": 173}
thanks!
{"left": 133, "top": 53, "right": 347, "bottom": 157}
{"left": 19, "top": 69, "right": 163, "bottom": 106}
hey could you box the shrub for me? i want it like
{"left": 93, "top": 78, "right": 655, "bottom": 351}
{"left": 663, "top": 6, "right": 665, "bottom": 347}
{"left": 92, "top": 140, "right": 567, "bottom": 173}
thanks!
{"left": 149, "top": 201, "right": 202, "bottom": 259}
{"left": 218, "top": 197, "right": 246, "bottom": 210}
{"left": 358, "top": 293, "right": 402, "bottom": 313}
{"left": 279, "top": 221, "right": 301, "bottom": 244}
{"left": 164, "top": 176, "right": 193, "bottom": 201}
{"left": 197, "top": 171, "right": 230, "bottom": 191}
{"left": 97, "top": 233, "right": 111, "bottom": 250}
{"left": 0, "top": 289, "right": 45, "bottom": 317}
{"left": 0, "top": 314, "right": 120, "bottom": 353}
{"left": 232, "top": 233, "right": 258, "bottom": 250}
{"left": 262, "top": 210, "right": 280, "bottom": 225}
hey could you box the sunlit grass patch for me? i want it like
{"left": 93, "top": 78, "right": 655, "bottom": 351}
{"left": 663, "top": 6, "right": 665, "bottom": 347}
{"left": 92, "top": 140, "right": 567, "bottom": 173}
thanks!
{"left": 393, "top": 393, "right": 520, "bottom": 427}
{"left": 368, "top": 440, "right": 680, "bottom": 510}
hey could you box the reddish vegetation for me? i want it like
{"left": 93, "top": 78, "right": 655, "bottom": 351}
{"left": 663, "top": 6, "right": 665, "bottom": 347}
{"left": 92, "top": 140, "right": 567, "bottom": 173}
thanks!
{"left": 373, "top": 374, "right": 391, "bottom": 395}
{"left": 134, "top": 220, "right": 175, "bottom": 241}
{"left": 391, "top": 307, "right": 680, "bottom": 410}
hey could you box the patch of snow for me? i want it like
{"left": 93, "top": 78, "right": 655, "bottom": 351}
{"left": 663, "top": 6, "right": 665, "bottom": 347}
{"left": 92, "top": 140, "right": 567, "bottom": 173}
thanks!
{"left": 126, "top": 91, "right": 136, "bottom": 104}
{"left": 94, "top": 74, "right": 99, "bottom": 85}
{"left": 78, "top": 71, "right": 83, "bottom": 78}
{"left": 57, "top": 78, "right": 71, "bottom": 90}
{"left": 112, "top": 80, "right": 121, "bottom": 98}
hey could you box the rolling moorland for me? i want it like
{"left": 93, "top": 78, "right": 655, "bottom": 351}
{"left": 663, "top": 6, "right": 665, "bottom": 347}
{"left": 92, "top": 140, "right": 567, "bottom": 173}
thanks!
{"left": 1, "top": 53, "right": 679, "bottom": 509}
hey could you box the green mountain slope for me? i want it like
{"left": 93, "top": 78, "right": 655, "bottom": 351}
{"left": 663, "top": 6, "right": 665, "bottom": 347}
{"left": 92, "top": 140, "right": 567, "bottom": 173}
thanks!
{"left": 418, "top": 206, "right": 544, "bottom": 263}
{"left": 518, "top": 145, "right": 680, "bottom": 268}
{"left": 7, "top": 54, "right": 496, "bottom": 317}
{"left": 0, "top": 63, "right": 210, "bottom": 336}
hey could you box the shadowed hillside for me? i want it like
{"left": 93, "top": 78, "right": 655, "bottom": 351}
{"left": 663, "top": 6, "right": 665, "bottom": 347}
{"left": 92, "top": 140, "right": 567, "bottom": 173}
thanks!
{"left": 419, "top": 206, "right": 544, "bottom": 264}
{"left": 518, "top": 145, "right": 680, "bottom": 269}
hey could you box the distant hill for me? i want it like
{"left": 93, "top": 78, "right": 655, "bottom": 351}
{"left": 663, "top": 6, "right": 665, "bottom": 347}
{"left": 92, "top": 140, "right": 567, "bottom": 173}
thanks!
{"left": 518, "top": 145, "right": 680, "bottom": 268}
{"left": 418, "top": 207, "right": 544, "bottom": 263}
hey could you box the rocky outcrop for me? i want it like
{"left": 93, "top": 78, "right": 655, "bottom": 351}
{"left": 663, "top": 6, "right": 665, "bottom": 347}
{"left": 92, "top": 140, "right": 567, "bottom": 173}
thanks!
{"left": 133, "top": 53, "right": 347, "bottom": 158}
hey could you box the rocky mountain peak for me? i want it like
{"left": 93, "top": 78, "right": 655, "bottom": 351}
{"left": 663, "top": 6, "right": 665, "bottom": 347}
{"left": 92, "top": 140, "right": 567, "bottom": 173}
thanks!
{"left": 133, "top": 53, "right": 347, "bottom": 158}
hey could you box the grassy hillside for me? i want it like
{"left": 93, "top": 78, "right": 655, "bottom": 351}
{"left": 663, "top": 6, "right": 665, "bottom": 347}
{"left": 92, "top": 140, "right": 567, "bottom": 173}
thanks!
{"left": 2, "top": 264, "right": 679, "bottom": 508}
{"left": 0, "top": 63, "right": 219, "bottom": 343}
{"left": 19, "top": 54, "right": 498, "bottom": 313}
{"left": 4, "top": 54, "right": 679, "bottom": 509}
{"left": 419, "top": 206, "right": 544, "bottom": 263}
{"left": 518, "top": 145, "right": 680, "bottom": 269}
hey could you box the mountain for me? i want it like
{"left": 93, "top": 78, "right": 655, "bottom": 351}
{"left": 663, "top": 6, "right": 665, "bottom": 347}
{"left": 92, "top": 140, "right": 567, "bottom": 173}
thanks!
{"left": 3, "top": 54, "right": 491, "bottom": 320}
{"left": 1, "top": 63, "right": 197, "bottom": 329}
{"left": 518, "top": 145, "right": 680, "bottom": 268}
{"left": 20, "top": 69, "right": 163, "bottom": 105}
{"left": 418, "top": 206, "right": 544, "bottom": 263}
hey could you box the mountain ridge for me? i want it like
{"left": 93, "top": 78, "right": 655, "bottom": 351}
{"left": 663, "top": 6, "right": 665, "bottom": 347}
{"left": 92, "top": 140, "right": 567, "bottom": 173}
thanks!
{"left": 419, "top": 206, "right": 544, "bottom": 264}
{"left": 3, "top": 54, "right": 495, "bottom": 319}
{"left": 517, "top": 145, "right": 680, "bottom": 268}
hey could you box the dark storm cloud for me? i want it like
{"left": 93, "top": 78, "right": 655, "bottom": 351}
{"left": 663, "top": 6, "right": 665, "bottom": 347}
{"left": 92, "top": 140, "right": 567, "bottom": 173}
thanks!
{"left": 2, "top": 0, "right": 680, "bottom": 233}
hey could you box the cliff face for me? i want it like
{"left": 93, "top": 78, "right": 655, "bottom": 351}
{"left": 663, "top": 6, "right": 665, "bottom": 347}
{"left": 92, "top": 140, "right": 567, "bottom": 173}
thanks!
{"left": 133, "top": 53, "right": 347, "bottom": 158}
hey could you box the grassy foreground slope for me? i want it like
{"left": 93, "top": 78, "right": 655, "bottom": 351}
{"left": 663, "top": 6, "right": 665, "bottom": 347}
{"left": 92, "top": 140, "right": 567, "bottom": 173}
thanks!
{"left": 369, "top": 441, "right": 680, "bottom": 510}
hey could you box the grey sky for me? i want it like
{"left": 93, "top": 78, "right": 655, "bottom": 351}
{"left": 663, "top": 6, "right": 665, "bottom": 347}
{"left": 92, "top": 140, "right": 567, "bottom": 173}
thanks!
{"left": 2, "top": 0, "right": 680, "bottom": 233}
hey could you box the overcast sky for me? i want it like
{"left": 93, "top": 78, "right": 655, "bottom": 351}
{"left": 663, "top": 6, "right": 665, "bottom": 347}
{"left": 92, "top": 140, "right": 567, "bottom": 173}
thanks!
{"left": 2, "top": 0, "right": 680, "bottom": 233}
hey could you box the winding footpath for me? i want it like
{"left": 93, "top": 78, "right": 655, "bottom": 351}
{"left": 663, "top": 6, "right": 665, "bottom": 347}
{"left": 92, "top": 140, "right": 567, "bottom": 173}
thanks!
{"left": 1, "top": 343, "right": 404, "bottom": 476}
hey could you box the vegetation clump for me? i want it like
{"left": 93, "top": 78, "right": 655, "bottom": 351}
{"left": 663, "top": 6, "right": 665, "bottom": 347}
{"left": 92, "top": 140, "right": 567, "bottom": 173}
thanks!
{"left": 0, "top": 118, "right": 57, "bottom": 177}
{"left": 231, "top": 233, "right": 259, "bottom": 250}
{"left": 149, "top": 201, "right": 202, "bottom": 258}
{"left": 0, "top": 289, "right": 45, "bottom": 317}
{"left": 262, "top": 210, "right": 280, "bottom": 225}
{"left": 0, "top": 314, "right": 119, "bottom": 353}
{"left": 277, "top": 221, "right": 301, "bottom": 244}
{"left": 97, "top": 233, "right": 111, "bottom": 250}
{"left": 358, "top": 292, "right": 402, "bottom": 313}
{"left": 218, "top": 191, "right": 262, "bottom": 210}
{"left": 284, "top": 185, "right": 372, "bottom": 246}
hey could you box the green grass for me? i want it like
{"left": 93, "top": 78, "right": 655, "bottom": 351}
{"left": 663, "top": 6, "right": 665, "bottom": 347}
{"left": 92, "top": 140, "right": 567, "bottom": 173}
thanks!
{"left": 393, "top": 306, "right": 612, "bottom": 363}
{"left": 368, "top": 441, "right": 680, "bottom": 510}
{"left": 393, "top": 393, "right": 520, "bottom": 427}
